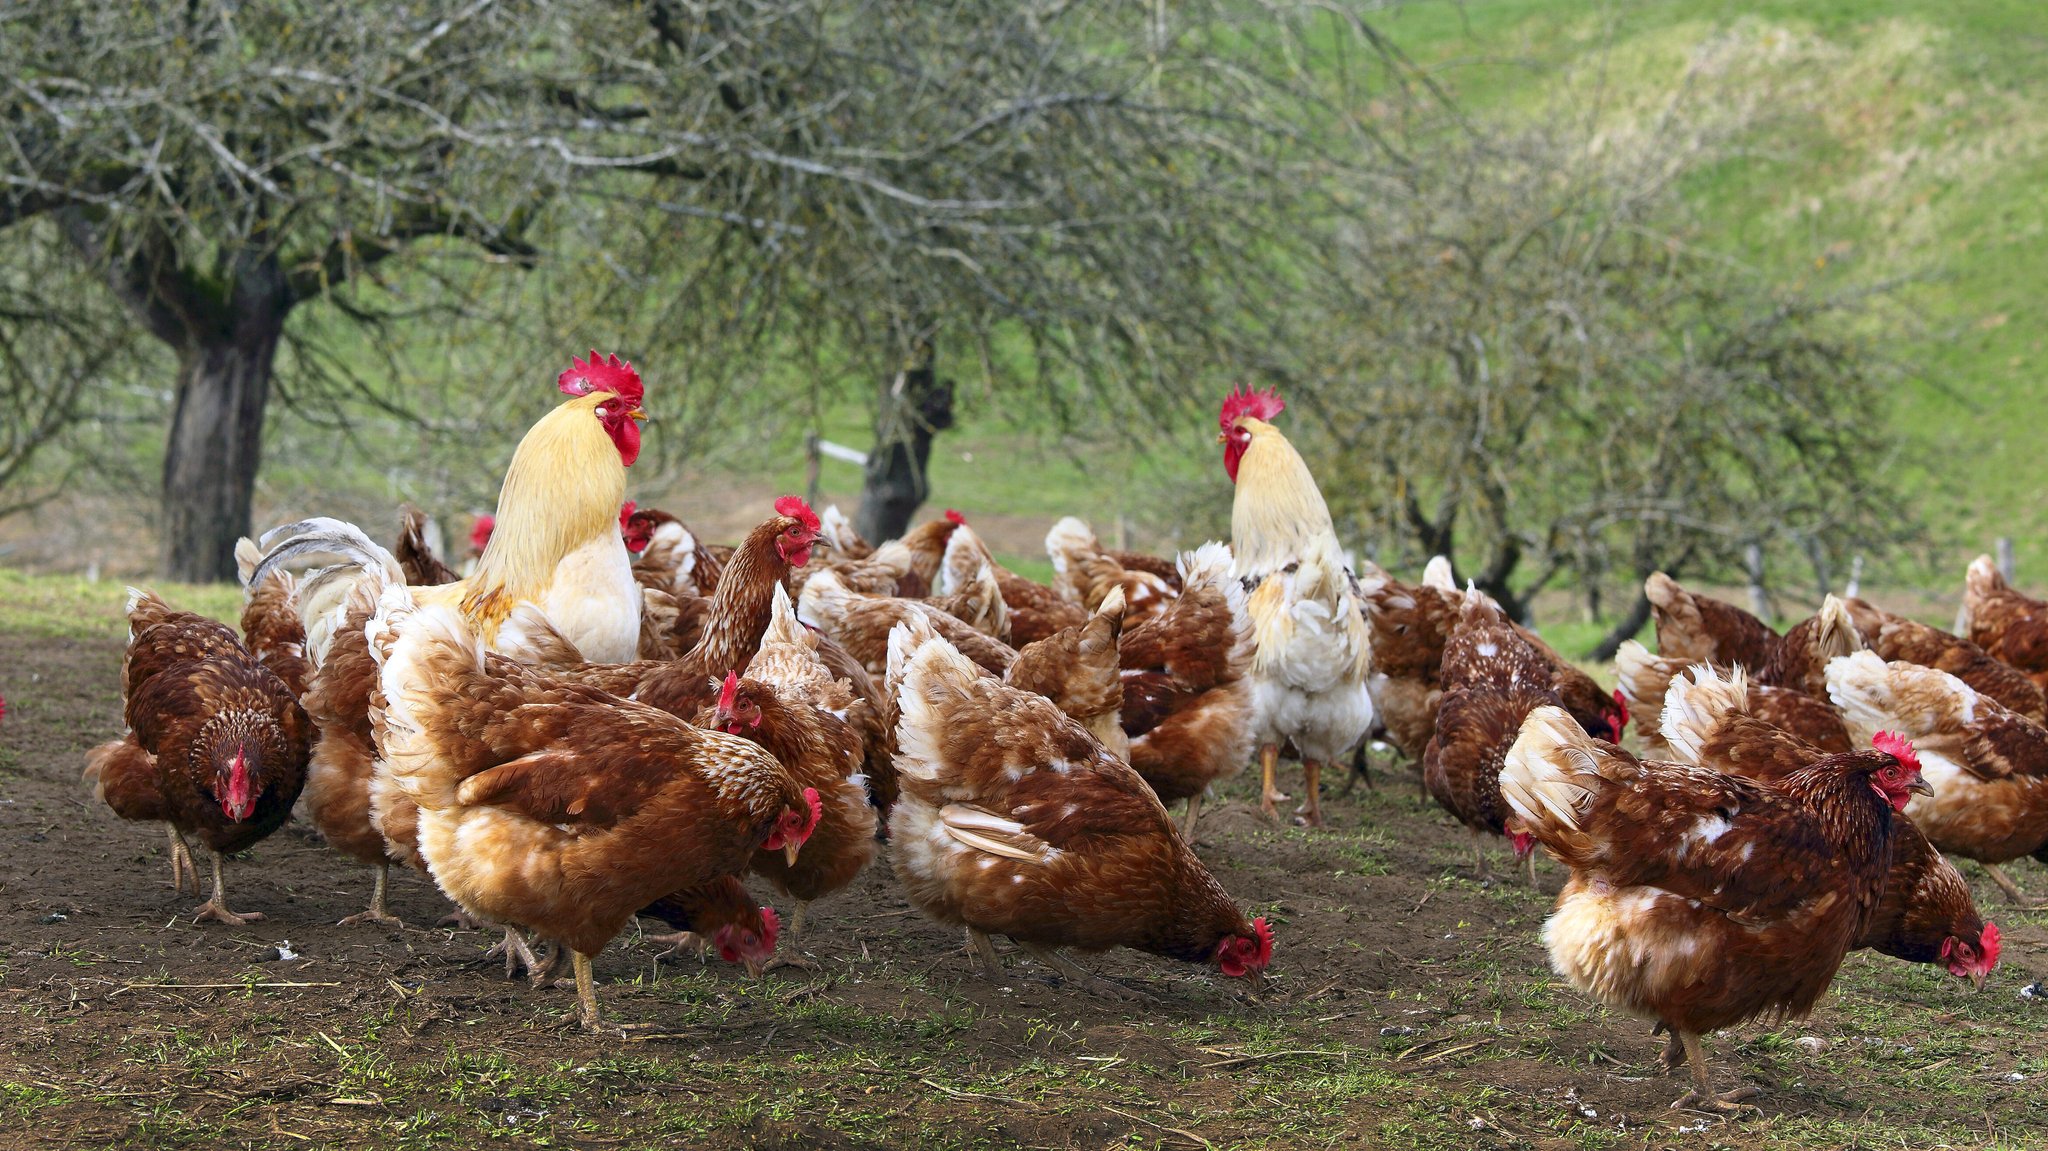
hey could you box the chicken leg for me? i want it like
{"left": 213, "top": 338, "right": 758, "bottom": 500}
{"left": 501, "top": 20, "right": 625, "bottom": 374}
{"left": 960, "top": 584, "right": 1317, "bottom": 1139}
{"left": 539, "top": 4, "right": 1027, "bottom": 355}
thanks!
{"left": 191, "top": 849, "right": 265, "bottom": 926}
{"left": 1181, "top": 794, "right": 1204, "bottom": 843}
{"left": 1983, "top": 863, "right": 2047, "bottom": 908}
{"left": 1294, "top": 759, "right": 1325, "bottom": 828}
{"left": 571, "top": 951, "right": 612, "bottom": 1033}
{"left": 164, "top": 825, "right": 197, "bottom": 893}
{"left": 1336, "top": 742, "right": 1374, "bottom": 797}
{"left": 337, "top": 862, "right": 404, "bottom": 928}
{"left": 1669, "top": 1030, "right": 1760, "bottom": 1113}
{"left": 965, "top": 927, "right": 1005, "bottom": 977}
{"left": 1469, "top": 827, "right": 1492, "bottom": 880}
{"left": 1257, "top": 744, "right": 1288, "bottom": 821}
{"left": 764, "top": 902, "right": 819, "bottom": 972}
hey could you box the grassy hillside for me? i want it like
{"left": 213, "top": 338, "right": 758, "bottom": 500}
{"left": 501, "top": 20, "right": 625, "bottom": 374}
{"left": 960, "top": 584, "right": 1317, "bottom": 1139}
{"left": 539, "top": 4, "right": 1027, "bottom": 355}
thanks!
{"left": 1371, "top": 0, "right": 2047, "bottom": 582}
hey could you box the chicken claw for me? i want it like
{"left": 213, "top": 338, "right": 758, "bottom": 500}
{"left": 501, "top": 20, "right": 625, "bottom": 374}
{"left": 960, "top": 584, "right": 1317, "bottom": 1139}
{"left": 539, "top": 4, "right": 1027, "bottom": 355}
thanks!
{"left": 1017, "top": 942, "right": 1156, "bottom": 1002}
{"left": 189, "top": 851, "right": 263, "bottom": 926}
{"left": 1658, "top": 1029, "right": 1685, "bottom": 1073}
{"left": 192, "top": 901, "right": 265, "bottom": 927}
{"left": 643, "top": 930, "right": 708, "bottom": 963}
{"left": 1670, "top": 1086, "right": 1762, "bottom": 1115}
{"left": 484, "top": 926, "right": 565, "bottom": 985}
{"left": 1668, "top": 1030, "right": 1760, "bottom": 1114}
{"left": 337, "top": 863, "right": 404, "bottom": 928}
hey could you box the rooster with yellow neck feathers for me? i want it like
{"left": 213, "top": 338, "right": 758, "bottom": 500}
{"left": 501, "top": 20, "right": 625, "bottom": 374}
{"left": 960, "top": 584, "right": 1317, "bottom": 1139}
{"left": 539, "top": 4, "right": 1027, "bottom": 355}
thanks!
{"left": 246, "top": 352, "right": 649, "bottom": 926}
{"left": 1219, "top": 386, "right": 1373, "bottom": 828}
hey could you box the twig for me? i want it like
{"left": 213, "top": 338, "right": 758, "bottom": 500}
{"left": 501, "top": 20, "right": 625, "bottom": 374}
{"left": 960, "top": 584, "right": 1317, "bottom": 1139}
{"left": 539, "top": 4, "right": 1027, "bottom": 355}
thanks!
{"left": 1201, "top": 1049, "right": 1351, "bottom": 1070}
{"left": 1102, "top": 1105, "right": 1212, "bottom": 1150}
{"left": 1402, "top": 1040, "right": 1486, "bottom": 1064}
{"left": 110, "top": 981, "right": 340, "bottom": 997}
{"left": 918, "top": 1078, "right": 1028, "bottom": 1106}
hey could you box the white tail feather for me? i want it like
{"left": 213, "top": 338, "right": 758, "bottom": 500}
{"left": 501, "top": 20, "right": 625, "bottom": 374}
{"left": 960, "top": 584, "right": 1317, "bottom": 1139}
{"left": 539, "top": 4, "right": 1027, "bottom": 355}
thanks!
{"left": 1659, "top": 664, "right": 1749, "bottom": 766}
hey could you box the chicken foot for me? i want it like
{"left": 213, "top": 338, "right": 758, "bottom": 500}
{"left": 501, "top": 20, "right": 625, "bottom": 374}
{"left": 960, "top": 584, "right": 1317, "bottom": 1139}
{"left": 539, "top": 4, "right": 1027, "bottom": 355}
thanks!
{"left": 191, "top": 849, "right": 265, "bottom": 926}
{"left": 165, "top": 825, "right": 197, "bottom": 893}
{"left": 484, "top": 926, "right": 566, "bottom": 986}
{"left": 643, "top": 930, "right": 708, "bottom": 962}
{"left": 1982, "top": 863, "right": 2048, "bottom": 908}
{"left": 337, "top": 862, "right": 405, "bottom": 928}
{"left": 1016, "top": 941, "right": 1154, "bottom": 1002}
{"left": 1669, "top": 1030, "right": 1760, "bottom": 1114}
{"left": 1256, "top": 744, "right": 1288, "bottom": 821}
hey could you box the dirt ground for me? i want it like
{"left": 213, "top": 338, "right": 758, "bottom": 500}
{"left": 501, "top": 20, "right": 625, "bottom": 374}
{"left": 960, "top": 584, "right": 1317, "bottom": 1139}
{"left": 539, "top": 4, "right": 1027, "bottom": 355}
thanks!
{"left": 2, "top": 626, "right": 2044, "bottom": 1151}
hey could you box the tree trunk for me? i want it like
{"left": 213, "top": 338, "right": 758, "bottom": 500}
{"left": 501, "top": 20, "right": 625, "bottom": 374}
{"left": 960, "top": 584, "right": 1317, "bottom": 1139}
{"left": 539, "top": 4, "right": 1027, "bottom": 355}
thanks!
{"left": 160, "top": 262, "right": 288, "bottom": 582}
{"left": 855, "top": 343, "right": 953, "bottom": 544}
{"left": 1588, "top": 591, "right": 1653, "bottom": 662}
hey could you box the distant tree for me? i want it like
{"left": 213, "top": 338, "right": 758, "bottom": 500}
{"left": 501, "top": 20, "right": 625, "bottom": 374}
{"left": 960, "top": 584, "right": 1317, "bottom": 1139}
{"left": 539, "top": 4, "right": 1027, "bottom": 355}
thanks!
{"left": 1289, "top": 79, "right": 1913, "bottom": 653}
{"left": 0, "top": 2, "right": 548, "bottom": 580}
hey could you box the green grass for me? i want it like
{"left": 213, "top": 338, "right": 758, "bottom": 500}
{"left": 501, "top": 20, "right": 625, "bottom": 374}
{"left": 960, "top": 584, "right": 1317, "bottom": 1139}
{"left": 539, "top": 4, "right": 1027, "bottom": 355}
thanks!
{"left": 0, "top": 568, "right": 242, "bottom": 639}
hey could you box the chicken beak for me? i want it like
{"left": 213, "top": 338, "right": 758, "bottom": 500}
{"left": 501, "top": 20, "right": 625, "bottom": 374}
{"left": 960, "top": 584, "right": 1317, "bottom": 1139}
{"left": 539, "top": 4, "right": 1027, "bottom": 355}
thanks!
{"left": 1970, "top": 971, "right": 1987, "bottom": 993}
{"left": 1908, "top": 776, "right": 1935, "bottom": 797}
{"left": 1215, "top": 432, "right": 1228, "bottom": 444}
{"left": 744, "top": 955, "right": 766, "bottom": 979}
{"left": 784, "top": 841, "right": 802, "bottom": 868}
{"left": 628, "top": 408, "right": 647, "bottom": 421}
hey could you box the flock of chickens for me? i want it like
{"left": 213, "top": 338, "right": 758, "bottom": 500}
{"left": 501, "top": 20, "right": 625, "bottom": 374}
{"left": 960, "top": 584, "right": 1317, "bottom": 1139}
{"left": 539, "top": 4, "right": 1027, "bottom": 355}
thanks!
{"left": 77, "top": 357, "right": 2048, "bottom": 1113}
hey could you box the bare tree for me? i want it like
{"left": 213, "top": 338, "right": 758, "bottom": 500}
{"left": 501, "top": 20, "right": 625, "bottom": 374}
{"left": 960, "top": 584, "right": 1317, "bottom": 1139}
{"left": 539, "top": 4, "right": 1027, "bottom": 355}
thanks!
{"left": 1, "top": 2, "right": 548, "bottom": 579}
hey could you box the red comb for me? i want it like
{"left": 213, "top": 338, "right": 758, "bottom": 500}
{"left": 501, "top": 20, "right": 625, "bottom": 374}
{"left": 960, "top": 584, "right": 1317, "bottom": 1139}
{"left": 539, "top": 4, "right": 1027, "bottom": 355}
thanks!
{"left": 717, "top": 671, "right": 740, "bottom": 713}
{"left": 1219, "top": 384, "right": 1285, "bottom": 431}
{"left": 1611, "top": 688, "right": 1631, "bottom": 737}
{"left": 557, "top": 350, "right": 644, "bottom": 407}
{"left": 1982, "top": 920, "right": 2002, "bottom": 964}
{"left": 800, "top": 786, "right": 823, "bottom": 840}
{"left": 759, "top": 906, "right": 781, "bottom": 949}
{"left": 1872, "top": 730, "right": 1920, "bottom": 771}
{"left": 944, "top": 509, "right": 966, "bottom": 526}
{"left": 1251, "top": 916, "right": 1274, "bottom": 966}
{"left": 468, "top": 514, "right": 495, "bottom": 552}
{"left": 774, "top": 495, "right": 820, "bottom": 533}
{"left": 618, "top": 501, "right": 637, "bottom": 529}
